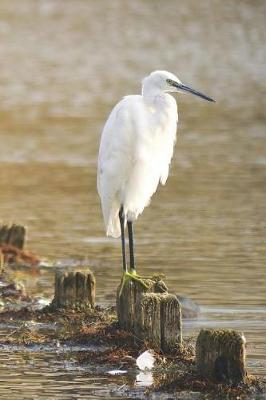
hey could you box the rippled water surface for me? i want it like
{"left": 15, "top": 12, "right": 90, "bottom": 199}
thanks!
{"left": 0, "top": 0, "right": 265, "bottom": 397}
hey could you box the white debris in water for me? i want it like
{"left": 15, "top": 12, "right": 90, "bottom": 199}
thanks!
{"left": 136, "top": 350, "right": 155, "bottom": 371}
{"left": 136, "top": 371, "right": 154, "bottom": 387}
{"left": 38, "top": 259, "right": 55, "bottom": 268}
{"left": 37, "top": 298, "right": 51, "bottom": 306}
{"left": 108, "top": 370, "right": 127, "bottom": 375}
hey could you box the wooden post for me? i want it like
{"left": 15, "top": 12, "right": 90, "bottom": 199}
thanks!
{"left": 116, "top": 278, "right": 156, "bottom": 331}
{"left": 135, "top": 293, "right": 162, "bottom": 350}
{"left": 0, "top": 224, "right": 26, "bottom": 249}
{"left": 51, "top": 270, "right": 95, "bottom": 310}
{"left": 117, "top": 276, "right": 182, "bottom": 353}
{"left": 135, "top": 292, "right": 182, "bottom": 352}
{"left": 86, "top": 272, "right": 96, "bottom": 308}
{"left": 160, "top": 294, "right": 182, "bottom": 353}
{"left": 196, "top": 328, "right": 246, "bottom": 383}
{"left": 63, "top": 272, "right": 76, "bottom": 307}
{"left": 76, "top": 271, "right": 87, "bottom": 306}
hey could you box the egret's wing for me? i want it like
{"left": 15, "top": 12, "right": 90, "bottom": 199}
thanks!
{"left": 97, "top": 96, "right": 141, "bottom": 237}
{"left": 98, "top": 94, "right": 178, "bottom": 236}
{"left": 122, "top": 96, "right": 178, "bottom": 220}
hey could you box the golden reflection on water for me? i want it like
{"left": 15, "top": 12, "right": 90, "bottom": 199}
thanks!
{"left": 0, "top": 0, "right": 265, "bottom": 390}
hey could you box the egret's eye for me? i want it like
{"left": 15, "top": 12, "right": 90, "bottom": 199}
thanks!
{"left": 166, "top": 79, "right": 173, "bottom": 85}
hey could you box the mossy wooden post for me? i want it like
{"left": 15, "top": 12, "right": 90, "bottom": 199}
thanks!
{"left": 117, "top": 277, "right": 182, "bottom": 353}
{"left": 76, "top": 271, "right": 86, "bottom": 302}
{"left": 116, "top": 278, "right": 156, "bottom": 331}
{"left": 160, "top": 293, "right": 182, "bottom": 353}
{"left": 135, "top": 293, "right": 162, "bottom": 350}
{"left": 196, "top": 328, "right": 246, "bottom": 383}
{"left": 135, "top": 292, "right": 182, "bottom": 352}
{"left": 0, "top": 224, "right": 26, "bottom": 249}
{"left": 63, "top": 272, "right": 76, "bottom": 307}
{"left": 52, "top": 270, "right": 95, "bottom": 310}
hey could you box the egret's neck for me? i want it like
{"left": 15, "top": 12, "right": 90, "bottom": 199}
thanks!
{"left": 142, "top": 82, "right": 164, "bottom": 104}
{"left": 142, "top": 86, "right": 174, "bottom": 113}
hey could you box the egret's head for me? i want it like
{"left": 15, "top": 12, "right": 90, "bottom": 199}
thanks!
{"left": 142, "top": 70, "right": 215, "bottom": 102}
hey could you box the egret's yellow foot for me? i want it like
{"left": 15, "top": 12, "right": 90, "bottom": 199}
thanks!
{"left": 118, "top": 269, "right": 149, "bottom": 298}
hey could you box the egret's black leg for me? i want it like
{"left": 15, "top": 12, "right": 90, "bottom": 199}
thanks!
{"left": 118, "top": 214, "right": 148, "bottom": 297}
{"left": 127, "top": 221, "right": 135, "bottom": 272}
{"left": 119, "top": 206, "right": 127, "bottom": 272}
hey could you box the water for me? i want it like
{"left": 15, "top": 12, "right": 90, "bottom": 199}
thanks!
{"left": 0, "top": 0, "right": 265, "bottom": 397}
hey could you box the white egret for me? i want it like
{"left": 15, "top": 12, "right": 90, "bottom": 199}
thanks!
{"left": 97, "top": 70, "right": 214, "bottom": 285}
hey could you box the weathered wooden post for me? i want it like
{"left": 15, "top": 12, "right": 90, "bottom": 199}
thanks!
{"left": 117, "top": 276, "right": 182, "bottom": 353}
{"left": 0, "top": 224, "right": 40, "bottom": 267}
{"left": 51, "top": 270, "right": 95, "bottom": 310}
{"left": 135, "top": 292, "right": 182, "bottom": 352}
{"left": 160, "top": 293, "right": 182, "bottom": 353}
{"left": 135, "top": 293, "right": 162, "bottom": 350}
{"left": 116, "top": 277, "right": 157, "bottom": 331}
{"left": 0, "top": 224, "right": 26, "bottom": 249}
{"left": 117, "top": 276, "right": 168, "bottom": 330}
{"left": 196, "top": 328, "right": 247, "bottom": 383}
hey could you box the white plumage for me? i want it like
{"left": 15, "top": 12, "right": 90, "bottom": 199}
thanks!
{"left": 97, "top": 70, "right": 214, "bottom": 239}
{"left": 97, "top": 71, "right": 178, "bottom": 238}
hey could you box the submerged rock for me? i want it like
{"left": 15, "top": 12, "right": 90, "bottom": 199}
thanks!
{"left": 0, "top": 272, "right": 33, "bottom": 310}
{"left": 1, "top": 282, "right": 27, "bottom": 299}
{"left": 0, "top": 275, "right": 31, "bottom": 304}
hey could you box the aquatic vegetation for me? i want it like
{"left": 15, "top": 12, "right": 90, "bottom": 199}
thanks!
{"left": 0, "top": 305, "right": 264, "bottom": 397}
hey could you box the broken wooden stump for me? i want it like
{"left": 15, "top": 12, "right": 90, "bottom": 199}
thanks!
{"left": 116, "top": 276, "right": 182, "bottom": 353}
{"left": 0, "top": 224, "right": 26, "bottom": 249}
{"left": 196, "top": 328, "right": 246, "bottom": 384}
{"left": 160, "top": 293, "right": 182, "bottom": 352}
{"left": 116, "top": 277, "right": 156, "bottom": 331}
{"left": 0, "top": 224, "right": 39, "bottom": 267}
{"left": 135, "top": 292, "right": 162, "bottom": 350}
{"left": 136, "top": 292, "right": 182, "bottom": 352}
{"left": 51, "top": 270, "right": 95, "bottom": 310}
{"left": 116, "top": 276, "right": 168, "bottom": 330}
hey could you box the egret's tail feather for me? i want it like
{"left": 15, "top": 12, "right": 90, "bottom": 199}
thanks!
{"left": 101, "top": 197, "right": 121, "bottom": 238}
{"left": 106, "top": 210, "right": 121, "bottom": 238}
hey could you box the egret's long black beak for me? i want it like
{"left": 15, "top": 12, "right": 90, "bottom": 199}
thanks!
{"left": 169, "top": 80, "right": 215, "bottom": 102}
